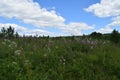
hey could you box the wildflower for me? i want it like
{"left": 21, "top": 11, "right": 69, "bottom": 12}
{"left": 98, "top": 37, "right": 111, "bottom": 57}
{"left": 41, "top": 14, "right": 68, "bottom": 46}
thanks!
{"left": 63, "top": 62, "right": 65, "bottom": 65}
{"left": 60, "top": 56, "right": 66, "bottom": 65}
{"left": 90, "top": 46, "right": 94, "bottom": 49}
{"left": 55, "top": 46, "right": 58, "bottom": 49}
{"left": 12, "top": 62, "right": 17, "bottom": 65}
{"left": 4, "top": 39, "right": 9, "bottom": 42}
{"left": 24, "top": 60, "right": 31, "bottom": 65}
{"left": 2, "top": 42, "right": 6, "bottom": 45}
{"left": 4, "top": 39, "right": 11, "bottom": 43}
{"left": 46, "top": 41, "right": 51, "bottom": 52}
{"left": 43, "top": 53, "right": 47, "bottom": 57}
{"left": 2, "top": 39, "right": 10, "bottom": 45}
{"left": 8, "top": 42, "right": 17, "bottom": 49}
{"left": 25, "top": 60, "right": 29, "bottom": 63}
{"left": 11, "top": 41, "right": 17, "bottom": 47}
{"left": 33, "top": 44, "right": 39, "bottom": 50}
{"left": 3, "top": 39, "right": 17, "bottom": 49}
{"left": 102, "top": 41, "right": 105, "bottom": 44}
{"left": 46, "top": 41, "right": 50, "bottom": 48}
{"left": 62, "top": 37, "right": 67, "bottom": 43}
{"left": 14, "top": 50, "right": 21, "bottom": 56}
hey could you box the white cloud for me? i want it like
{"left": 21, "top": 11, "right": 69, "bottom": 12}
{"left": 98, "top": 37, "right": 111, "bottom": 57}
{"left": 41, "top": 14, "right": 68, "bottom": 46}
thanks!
{"left": 96, "top": 26, "right": 113, "bottom": 33}
{"left": 0, "top": 0, "right": 65, "bottom": 27}
{"left": 112, "top": 16, "right": 120, "bottom": 21}
{"left": 96, "top": 16, "right": 120, "bottom": 34}
{"left": 0, "top": 0, "right": 95, "bottom": 36}
{"left": 62, "top": 22, "right": 95, "bottom": 35}
{"left": 109, "top": 16, "right": 120, "bottom": 26}
{"left": 0, "top": 23, "right": 28, "bottom": 32}
{"left": 0, "top": 23, "right": 56, "bottom": 36}
{"left": 85, "top": 0, "right": 120, "bottom": 18}
{"left": 26, "top": 29, "right": 55, "bottom": 36}
{"left": 0, "top": 22, "right": 94, "bottom": 36}
{"left": 85, "top": 0, "right": 120, "bottom": 34}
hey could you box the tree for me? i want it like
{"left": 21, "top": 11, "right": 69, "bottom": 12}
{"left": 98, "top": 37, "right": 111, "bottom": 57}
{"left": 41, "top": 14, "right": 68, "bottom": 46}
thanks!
{"left": 90, "top": 31, "right": 102, "bottom": 39}
{"left": 0, "top": 26, "right": 18, "bottom": 38}
{"left": 15, "top": 32, "right": 19, "bottom": 38}
{"left": 110, "top": 29, "right": 120, "bottom": 43}
{"left": 6, "top": 26, "right": 14, "bottom": 38}
{"left": 0, "top": 27, "right": 6, "bottom": 38}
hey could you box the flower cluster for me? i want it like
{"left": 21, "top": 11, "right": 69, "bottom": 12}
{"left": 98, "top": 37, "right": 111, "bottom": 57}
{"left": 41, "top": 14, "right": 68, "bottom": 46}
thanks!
{"left": 2, "top": 39, "right": 11, "bottom": 45}
{"left": 2, "top": 39, "right": 17, "bottom": 49}
{"left": 8, "top": 41, "right": 17, "bottom": 49}
{"left": 14, "top": 50, "right": 21, "bottom": 56}
{"left": 80, "top": 38, "right": 103, "bottom": 47}
{"left": 60, "top": 56, "right": 66, "bottom": 65}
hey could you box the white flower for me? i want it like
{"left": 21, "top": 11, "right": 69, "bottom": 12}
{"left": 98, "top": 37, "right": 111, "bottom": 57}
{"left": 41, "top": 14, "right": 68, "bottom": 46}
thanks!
{"left": 43, "top": 54, "right": 47, "bottom": 57}
{"left": 4, "top": 39, "right": 11, "bottom": 43}
{"left": 9, "top": 41, "right": 17, "bottom": 49}
{"left": 11, "top": 41, "right": 17, "bottom": 47}
{"left": 14, "top": 50, "right": 21, "bottom": 56}
{"left": 6, "top": 41, "right": 17, "bottom": 49}
{"left": 2, "top": 42, "right": 6, "bottom": 45}
{"left": 24, "top": 60, "right": 31, "bottom": 65}
{"left": 12, "top": 62, "right": 17, "bottom": 65}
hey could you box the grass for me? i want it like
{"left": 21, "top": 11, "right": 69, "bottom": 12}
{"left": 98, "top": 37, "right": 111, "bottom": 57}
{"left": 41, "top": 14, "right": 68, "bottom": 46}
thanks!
{"left": 0, "top": 37, "right": 120, "bottom": 80}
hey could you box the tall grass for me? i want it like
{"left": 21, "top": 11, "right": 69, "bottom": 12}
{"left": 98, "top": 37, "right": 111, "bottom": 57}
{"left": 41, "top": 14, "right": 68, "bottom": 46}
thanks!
{"left": 0, "top": 37, "right": 120, "bottom": 80}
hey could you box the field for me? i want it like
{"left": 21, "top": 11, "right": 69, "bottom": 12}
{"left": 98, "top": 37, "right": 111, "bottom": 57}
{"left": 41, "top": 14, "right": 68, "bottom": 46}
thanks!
{"left": 0, "top": 37, "right": 120, "bottom": 80}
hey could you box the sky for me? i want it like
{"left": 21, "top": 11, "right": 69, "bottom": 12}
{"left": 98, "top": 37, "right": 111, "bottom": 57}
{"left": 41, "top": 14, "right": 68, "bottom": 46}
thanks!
{"left": 0, "top": 0, "right": 120, "bottom": 37}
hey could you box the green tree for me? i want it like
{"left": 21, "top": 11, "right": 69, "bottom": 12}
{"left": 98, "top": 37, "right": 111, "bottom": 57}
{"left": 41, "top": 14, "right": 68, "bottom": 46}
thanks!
{"left": 0, "top": 27, "right": 6, "bottom": 38}
{"left": 6, "top": 26, "right": 14, "bottom": 38}
{"left": 90, "top": 31, "right": 102, "bottom": 39}
{"left": 15, "top": 32, "right": 19, "bottom": 38}
{"left": 0, "top": 26, "right": 18, "bottom": 38}
{"left": 110, "top": 29, "right": 120, "bottom": 43}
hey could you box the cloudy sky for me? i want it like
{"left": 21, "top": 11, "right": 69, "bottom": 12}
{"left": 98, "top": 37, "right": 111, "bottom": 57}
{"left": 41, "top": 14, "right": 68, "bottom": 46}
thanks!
{"left": 0, "top": 0, "right": 120, "bottom": 36}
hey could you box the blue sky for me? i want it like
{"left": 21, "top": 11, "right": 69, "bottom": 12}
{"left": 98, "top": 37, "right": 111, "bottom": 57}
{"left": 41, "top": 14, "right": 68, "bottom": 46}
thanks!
{"left": 0, "top": 0, "right": 120, "bottom": 36}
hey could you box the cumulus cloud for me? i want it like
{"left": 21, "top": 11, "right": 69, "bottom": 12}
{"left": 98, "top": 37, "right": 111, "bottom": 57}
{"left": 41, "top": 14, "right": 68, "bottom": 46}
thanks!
{"left": 0, "top": 0, "right": 94, "bottom": 36}
{"left": 85, "top": 0, "right": 120, "bottom": 34}
{"left": 96, "top": 16, "right": 120, "bottom": 34}
{"left": 0, "top": 23, "right": 28, "bottom": 32}
{"left": 96, "top": 26, "right": 113, "bottom": 33}
{"left": 0, "top": 23, "right": 94, "bottom": 36}
{"left": 109, "top": 16, "right": 120, "bottom": 26}
{"left": 0, "top": 0, "right": 65, "bottom": 27}
{"left": 62, "top": 22, "right": 95, "bottom": 35}
{"left": 26, "top": 29, "right": 55, "bottom": 36}
{"left": 85, "top": 0, "right": 120, "bottom": 18}
{"left": 0, "top": 23, "right": 55, "bottom": 36}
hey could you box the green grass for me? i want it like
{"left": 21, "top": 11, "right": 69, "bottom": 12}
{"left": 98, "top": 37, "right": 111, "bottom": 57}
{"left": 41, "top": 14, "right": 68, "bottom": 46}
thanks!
{"left": 0, "top": 37, "right": 120, "bottom": 80}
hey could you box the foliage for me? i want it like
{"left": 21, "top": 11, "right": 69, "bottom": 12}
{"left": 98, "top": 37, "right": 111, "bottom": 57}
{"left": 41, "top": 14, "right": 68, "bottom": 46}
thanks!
{"left": 0, "top": 26, "right": 120, "bottom": 80}
{"left": 0, "top": 26, "right": 19, "bottom": 38}
{"left": 0, "top": 36, "right": 120, "bottom": 80}
{"left": 110, "top": 29, "right": 120, "bottom": 43}
{"left": 90, "top": 31, "right": 102, "bottom": 39}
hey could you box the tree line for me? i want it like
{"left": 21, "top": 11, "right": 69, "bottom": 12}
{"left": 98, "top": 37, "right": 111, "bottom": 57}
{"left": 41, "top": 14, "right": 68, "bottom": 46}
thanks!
{"left": 90, "top": 30, "right": 120, "bottom": 43}
{"left": 0, "top": 26, "right": 120, "bottom": 43}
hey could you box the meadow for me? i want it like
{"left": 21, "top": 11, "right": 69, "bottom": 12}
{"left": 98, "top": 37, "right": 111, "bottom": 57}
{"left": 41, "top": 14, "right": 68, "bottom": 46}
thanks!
{"left": 0, "top": 36, "right": 120, "bottom": 80}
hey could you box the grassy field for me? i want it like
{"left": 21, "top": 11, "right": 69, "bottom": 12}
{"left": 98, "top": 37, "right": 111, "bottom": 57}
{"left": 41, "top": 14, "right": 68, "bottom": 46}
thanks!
{"left": 0, "top": 37, "right": 120, "bottom": 80}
